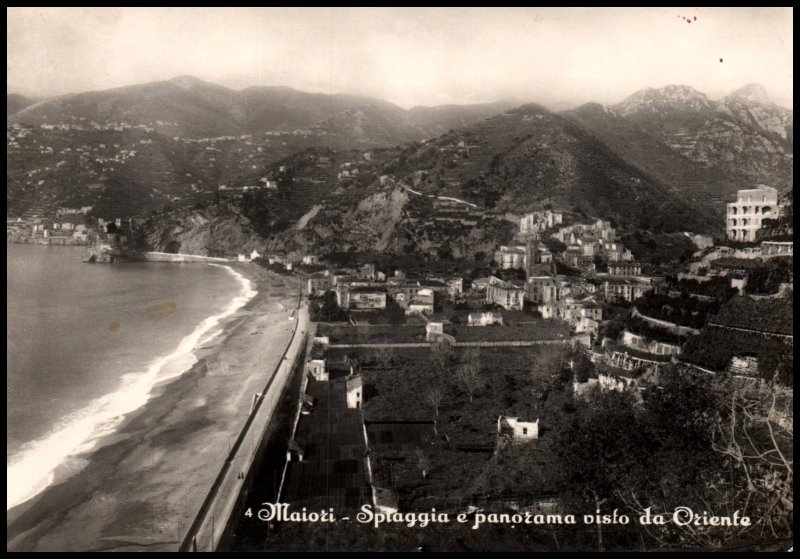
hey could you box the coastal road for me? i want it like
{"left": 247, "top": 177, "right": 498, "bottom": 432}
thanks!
{"left": 182, "top": 288, "right": 309, "bottom": 552}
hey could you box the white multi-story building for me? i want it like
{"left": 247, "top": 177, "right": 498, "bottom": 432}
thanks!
{"left": 494, "top": 245, "right": 527, "bottom": 269}
{"left": 726, "top": 185, "right": 780, "bottom": 242}
{"left": 519, "top": 210, "right": 563, "bottom": 235}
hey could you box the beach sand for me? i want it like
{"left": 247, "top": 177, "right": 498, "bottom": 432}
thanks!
{"left": 6, "top": 265, "right": 301, "bottom": 552}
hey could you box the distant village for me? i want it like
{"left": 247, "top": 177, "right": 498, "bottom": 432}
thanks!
{"left": 6, "top": 204, "right": 141, "bottom": 248}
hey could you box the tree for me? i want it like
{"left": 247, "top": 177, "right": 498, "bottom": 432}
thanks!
{"left": 424, "top": 386, "right": 444, "bottom": 417}
{"left": 530, "top": 347, "right": 571, "bottom": 400}
{"left": 310, "top": 290, "right": 348, "bottom": 322}
{"left": 344, "top": 352, "right": 361, "bottom": 375}
{"left": 455, "top": 362, "right": 481, "bottom": 402}
{"left": 429, "top": 339, "right": 453, "bottom": 374}
{"left": 708, "top": 381, "right": 793, "bottom": 545}
{"left": 373, "top": 347, "right": 394, "bottom": 370}
{"left": 570, "top": 349, "right": 594, "bottom": 383}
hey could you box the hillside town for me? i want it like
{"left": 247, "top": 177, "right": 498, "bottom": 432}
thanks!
{"left": 7, "top": 6, "right": 794, "bottom": 554}
{"left": 221, "top": 181, "right": 790, "bottom": 551}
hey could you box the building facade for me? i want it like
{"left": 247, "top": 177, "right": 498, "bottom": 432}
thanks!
{"left": 486, "top": 277, "right": 525, "bottom": 310}
{"left": 726, "top": 185, "right": 780, "bottom": 242}
{"left": 494, "top": 245, "right": 527, "bottom": 269}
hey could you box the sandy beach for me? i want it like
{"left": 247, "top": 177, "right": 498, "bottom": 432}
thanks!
{"left": 6, "top": 264, "right": 302, "bottom": 552}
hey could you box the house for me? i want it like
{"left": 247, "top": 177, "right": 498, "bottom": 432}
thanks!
{"left": 337, "top": 285, "right": 387, "bottom": 310}
{"left": 250, "top": 249, "right": 261, "bottom": 261}
{"left": 604, "top": 242, "right": 625, "bottom": 262}
{"left": 306, "top": 359, "right": 328, "bottom": 382}
{"left": 407, "top": 288, "right": 435, "bottom": 315}
{"left": 425, "top": 321, "right": 445, "bottom": 342}
{"left": 726, "top": 185, "right": 781, "bottom": 242}
{"left": 346, "top": 375, "right": 363, "bottom": 409}
{"left": 525, "top": 276, "right": 559, "bottom": 303}
{"left": 575, "top": 317, "right": 599, "bottom": 337}
{"left": 603, "top": 278, "right": 653, "bottom": 303}
{"left": 387, "top": 283, "right": 418, "bottom": 309}
{"left": 539, "top": 297, "right": 602, "bottom": 324}
{"left": 354, "top": 263, "right": 382, "bottom": 281}
{"left": 577, "top": 236, "right": 598, "bottom": 257}
{"left": 608, "top": 262, "right": 642, "bottom": 277}
{"left": 486, "top": 276, "right": 525, "bottom": 310}
{"left": 519, "top": 210, "right": 563, "bottom": 235}
{"left": 562, "top": 246, "right": 587, "bottom": 268}
{"left": 303, "top": 255, "right": 320, "bottom": 265}
{"left": 494, "top": 245, "right": 527, "bottom": 269}
{"left": 447, "top": 277, "right": 464, "bottom": 299}
{"left": 237, "top": 253, "right": 247, "bottom": 262}
{"left": 548, "top": 298, "right": 583, "bottom": 321}
{"left": 538, "top": 302, "right": 557, "bottom": 320}
{"left": 467, "top": 312, "right": 503, "bottom": 326}
{"left": 580, "top": 303, "right": 603, "bottom": 321}
{"left": 307, "top": 271, "right": 333, "bottom": 295}
{"left": 497, "top": 416, "right": 539, "bottom": 442}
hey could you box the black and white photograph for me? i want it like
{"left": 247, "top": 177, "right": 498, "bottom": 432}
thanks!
{"left": 6, "top": 6, "right": 793, "bottom": 552}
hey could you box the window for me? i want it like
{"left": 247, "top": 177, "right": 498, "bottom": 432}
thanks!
{"left": 523, "top": 428, "right": 528, "bottom": 435}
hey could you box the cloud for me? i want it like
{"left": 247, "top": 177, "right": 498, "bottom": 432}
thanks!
{"left": 6, "top": 7, "right": 793, "bottom": 109}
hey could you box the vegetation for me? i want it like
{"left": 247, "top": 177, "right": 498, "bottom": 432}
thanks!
{"left": 742, "top": 257, "right": 793, "bottom": 295}
{"left": 665, "top": 275, "right": 738, "bottom": 300}
{"left": 308, "top": 290, "right": 349, "bottom": 322}
{"left": 633, "top": 291, "right": 722, "bottom": 329}
{"left": 711, "top": 294, "right": 793, "bottom": 335}
{"left": 680, "top": 327, "right": 792, "bottom": 384}
{"left": 550, "top": 368, "right": 793, "bottom": 549}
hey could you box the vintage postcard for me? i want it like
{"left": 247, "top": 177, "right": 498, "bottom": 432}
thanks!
{"left": 6, "top": 7, "right": 793, "bottom": 552}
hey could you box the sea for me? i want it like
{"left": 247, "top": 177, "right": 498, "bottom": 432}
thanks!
{"left": 6, "top": 244, "right": 256, "bottom": 510}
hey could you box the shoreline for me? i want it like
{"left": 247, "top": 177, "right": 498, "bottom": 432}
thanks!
{"left": 6, "top": 261, "right": 257, "bottom": 511}
{"left": 7, "top": 263, "right": 302, "bottom": 551}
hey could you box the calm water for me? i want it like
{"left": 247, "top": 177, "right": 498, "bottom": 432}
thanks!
{"left": 6, "top": 244, "right": 254, "bottom": 509}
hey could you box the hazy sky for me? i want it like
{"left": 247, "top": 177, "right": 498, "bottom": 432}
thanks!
{"left": 6, "top": 7, "right": 793, "bottom": 109}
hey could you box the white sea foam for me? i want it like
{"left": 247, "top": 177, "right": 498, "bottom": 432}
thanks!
{"left": 6, "top": 264, "right": 256, "bottom": 511}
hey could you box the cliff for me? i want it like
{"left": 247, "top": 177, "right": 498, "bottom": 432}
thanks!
{"left": 140, "top": 205, "right": 265, "bottom": 256}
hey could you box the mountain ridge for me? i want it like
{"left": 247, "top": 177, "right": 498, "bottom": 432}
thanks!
{"left": 9, "top": 76, "right": 516, "bottom": 144}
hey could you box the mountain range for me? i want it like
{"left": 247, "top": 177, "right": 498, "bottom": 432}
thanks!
{"left": 8, "top": 76, "right": 514, "bottom": 145}
{"left": 7, "top": 77, "right": 793, "bottom": 258}
{"left": 570, "top": 83, "right": 792, "bottom": 206}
